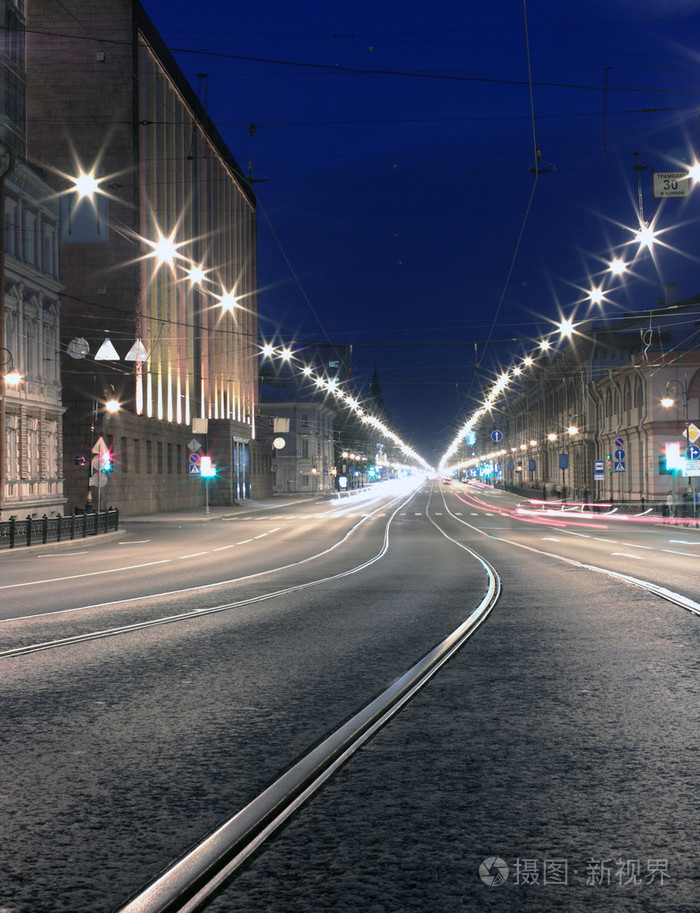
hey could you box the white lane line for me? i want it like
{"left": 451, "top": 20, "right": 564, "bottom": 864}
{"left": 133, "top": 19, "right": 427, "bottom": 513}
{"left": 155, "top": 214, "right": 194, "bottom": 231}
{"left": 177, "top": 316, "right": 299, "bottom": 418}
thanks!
{"left": 119, "top": 539, "right": 151, "bottom": 545}
{"left": 542, "top": 537, "right": 560, "bottom": 541}
{"left": 611, "top": 553, "right": 643, "bottom": 560}
{"left": 661, "top": 549, "right": 700, "bottom": 558}
{"left": 0, "top": 559, "right": 172, "bottom": 590}
{"left": 213, "top": 545, "right": 235, "bottom": 552}
{"left": 595, "top": 537, "right": 617, "bottom": 543}
{"left": 414, "top": 512, "right": 422, "bottom": 516}
{"left": 254, "top": 533, "right": 268, "bottom": 539}
{"left": 236, "top": 539, "right": 254, "bottom": 545}
{"left": 621, "top": 542, "right": 654, "bottom": 549}
{"left": 38, "top": 551, "right": 88, "bottom": 558}
{"left": 669, "top": 539, "right": 700, "bottom": 545}
{"left": 178, "top": 552, "right": 210, "bottom": 560}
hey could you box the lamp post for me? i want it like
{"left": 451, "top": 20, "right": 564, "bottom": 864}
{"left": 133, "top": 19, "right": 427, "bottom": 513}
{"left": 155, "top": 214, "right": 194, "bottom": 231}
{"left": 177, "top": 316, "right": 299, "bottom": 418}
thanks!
{"left": 0, "top": 144, "right": 16, "bottom": 515}
{"left": 661, "top": 377, "right": 694, "bottom": 520}
{"left": 547, "top": 425, "right": 579, "bottom": 499}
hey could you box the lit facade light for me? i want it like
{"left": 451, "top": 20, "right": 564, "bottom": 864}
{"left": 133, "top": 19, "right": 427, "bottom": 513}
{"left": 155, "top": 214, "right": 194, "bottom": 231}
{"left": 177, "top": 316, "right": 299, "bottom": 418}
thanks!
{"left": 523, "top": 356, "right": 534, "bottom": 366}
{"left": 280, "top": 348, "right": 292, "bottom": 361}
{"left": 567, "top": 425, "right": 579, "bottom": 436}
{"left": 4, "top": 368, "right": 22, "bottom": 385}
{"left": 661, "top": 396, "right": 675, "bottom": 408}
{"left": 105, "top": 399, "right": 121, "bottom": 414}
{"left": 261, "top": 343, "right": 275, "bottom": 357}
{"left": 539, "top": 339, "right": 551, "bottom": 351}
{"left": 529, "top": 439, "right": 537, "bottom": 447}
{"left": 547, "top": 432, "right": 558, "bottom": 442}
{"left": 588, "top": 286, "right": 604, "bottom": 304}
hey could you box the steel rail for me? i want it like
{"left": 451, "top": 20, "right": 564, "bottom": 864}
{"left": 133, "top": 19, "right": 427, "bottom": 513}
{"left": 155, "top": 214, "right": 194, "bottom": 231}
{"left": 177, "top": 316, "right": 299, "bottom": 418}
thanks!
{"left": 0, "top": 485, "right": 420, "bottom": 615}
{"left": 113, "top": 510, "right": 501, "bottom": 913}
{"left": 0, "top": 487, "right": 424, "bottom": 660}
{"left": 441, "top": 485, "right": 700, "bottom": 618}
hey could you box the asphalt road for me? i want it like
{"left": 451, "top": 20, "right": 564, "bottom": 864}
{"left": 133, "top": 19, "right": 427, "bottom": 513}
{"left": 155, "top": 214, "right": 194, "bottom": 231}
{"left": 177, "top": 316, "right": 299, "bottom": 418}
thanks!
{"left": 0, "top": 480, "right": 698, "bottom": 912}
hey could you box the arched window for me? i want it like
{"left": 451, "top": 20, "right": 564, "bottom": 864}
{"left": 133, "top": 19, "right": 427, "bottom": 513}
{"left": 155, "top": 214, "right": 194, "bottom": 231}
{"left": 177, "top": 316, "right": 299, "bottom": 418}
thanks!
{"left": 623, "top": 378, "right": 632, "bottom": 425}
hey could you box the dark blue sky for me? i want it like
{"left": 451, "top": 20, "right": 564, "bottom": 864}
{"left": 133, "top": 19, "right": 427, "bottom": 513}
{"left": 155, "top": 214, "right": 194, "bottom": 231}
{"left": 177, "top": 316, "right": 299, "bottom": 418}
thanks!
{"left": 146, "top": 0, "right": 700, "bottom": 462}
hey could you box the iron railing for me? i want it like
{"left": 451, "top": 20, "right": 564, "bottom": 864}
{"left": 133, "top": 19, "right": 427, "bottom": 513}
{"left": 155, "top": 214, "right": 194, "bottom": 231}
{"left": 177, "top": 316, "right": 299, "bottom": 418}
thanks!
{"left": 0, "top": 508, "right": 119, "bottom": 550}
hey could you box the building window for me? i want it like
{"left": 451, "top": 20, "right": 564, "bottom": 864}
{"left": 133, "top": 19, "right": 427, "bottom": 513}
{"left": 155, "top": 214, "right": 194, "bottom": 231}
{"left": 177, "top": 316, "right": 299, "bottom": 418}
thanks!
{"left": 120, "top": 437, "right": 128, "bottom": 473}
{"left": 146, "top": 439, "right": 153, "bottom": 473}
{"left": 133, "top": 439, "right": 141, "bottom": 473}
{"left": 23, "top": 210, "right": 35, "bottom": 264}
{"left": 157, "top": 441, "right": 163, "bottom": 473}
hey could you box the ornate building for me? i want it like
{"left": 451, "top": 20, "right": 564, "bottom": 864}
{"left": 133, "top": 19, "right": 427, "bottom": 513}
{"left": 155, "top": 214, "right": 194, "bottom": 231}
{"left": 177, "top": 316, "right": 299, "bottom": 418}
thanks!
{"left": 26, "top": 0, "right": 258, "bottom": 514}
{"left": 1, "top": 0, "right": 64, "bottom": 520}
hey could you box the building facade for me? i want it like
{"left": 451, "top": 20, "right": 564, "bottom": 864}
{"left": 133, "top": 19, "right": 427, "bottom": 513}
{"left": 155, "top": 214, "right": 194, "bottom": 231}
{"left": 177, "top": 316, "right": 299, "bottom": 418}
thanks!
{"left": 259, "top": 400, "right": 335, "bottom": 495}
{"left": 26, "top": 0, "right": 258, "bottom": 515}
{"left": 483, "top": 301, "right": 700, "bottom": 506}
{"left": 1, "top": 0, "right": 64, "bottom": 521}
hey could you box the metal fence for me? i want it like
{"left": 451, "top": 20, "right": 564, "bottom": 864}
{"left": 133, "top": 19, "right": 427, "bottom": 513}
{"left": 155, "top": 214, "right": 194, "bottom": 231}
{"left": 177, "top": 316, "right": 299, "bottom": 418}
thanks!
{"left": 0, "top": 508, "right": 119, "bottom": 550}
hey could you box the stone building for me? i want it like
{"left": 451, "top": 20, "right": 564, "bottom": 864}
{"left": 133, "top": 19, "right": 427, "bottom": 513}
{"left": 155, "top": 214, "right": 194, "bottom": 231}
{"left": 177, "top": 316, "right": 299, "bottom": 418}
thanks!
{"left": 26, "top": 0, "right": 258, "bottom": 515}
{"left": 0, "top": 0, "right": 63, "bottom": 521}
{"left": 485, "top": 296, "right": 700, "bottom": 506}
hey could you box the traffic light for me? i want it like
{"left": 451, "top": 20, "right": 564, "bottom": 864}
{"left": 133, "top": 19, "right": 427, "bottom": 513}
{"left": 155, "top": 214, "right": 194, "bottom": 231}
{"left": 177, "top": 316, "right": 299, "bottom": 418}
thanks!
{"left": 200, "top": 455, "right": 216, "bottom": 477}
{"left": 605, "top": 453, "right": 612, "bottom": 472}
{"left": 101, "top": 450, "right": 113, "bottom": 473}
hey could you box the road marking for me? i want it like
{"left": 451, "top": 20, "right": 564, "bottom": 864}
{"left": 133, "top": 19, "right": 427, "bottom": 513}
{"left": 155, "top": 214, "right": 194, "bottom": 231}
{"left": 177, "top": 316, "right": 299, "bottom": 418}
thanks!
{"left": 414, "top": 512, "right": 422, "bottom": 516}
{"left": 254, "top": 533, "right": 268, "bottom": 539}
{"left": 213, "top": 545, "right": 235, "bottom": 552}
{"left": 595, "top": 537, "right": 617, "bottom": 543}
{"left": 611, "top": 552, "right": 643, "bottom": 559}
{"left": 236, "top": 539, "right": 254, "bottom": 545}
{"left": 661, "top": 548, "right": 700, "bottom": 558}
{"left": 669, "top": 539, "right": 700, "bottom": 545}
{"left": 0, "top": 559, "right": 172, "bottom": 590}
{"left": 178, "top": 551, "right": 210, "bottom": 559}
{"left": 542, "top": 537, "right": 560, "bottom": 541}
{"left": 37, "top": 550, "right": 88, "bottom": 557}
{"left": 621, "top": 542, "right": 653, "bottom": 549}
{"left": 119, "top": 539, "right": 151, "bottom": 545}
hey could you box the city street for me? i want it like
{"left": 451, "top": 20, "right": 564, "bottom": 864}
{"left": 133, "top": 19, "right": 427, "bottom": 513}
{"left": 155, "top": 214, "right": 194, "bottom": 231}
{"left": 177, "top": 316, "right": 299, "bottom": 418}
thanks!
{"left": 0, "top": 480, "right": 698, "bottom": 912}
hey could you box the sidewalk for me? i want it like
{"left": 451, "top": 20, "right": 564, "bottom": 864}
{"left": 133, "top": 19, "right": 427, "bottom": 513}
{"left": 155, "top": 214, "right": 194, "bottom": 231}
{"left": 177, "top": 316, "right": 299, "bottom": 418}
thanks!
{"left": 120, "top": 493, "right": 331, "bottom": 523}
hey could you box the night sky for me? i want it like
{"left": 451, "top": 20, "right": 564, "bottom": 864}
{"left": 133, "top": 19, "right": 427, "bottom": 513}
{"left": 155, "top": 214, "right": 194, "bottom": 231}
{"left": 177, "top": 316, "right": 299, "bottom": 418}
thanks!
{"left": 144, "top": 0, "right": 700, "bottom": 462}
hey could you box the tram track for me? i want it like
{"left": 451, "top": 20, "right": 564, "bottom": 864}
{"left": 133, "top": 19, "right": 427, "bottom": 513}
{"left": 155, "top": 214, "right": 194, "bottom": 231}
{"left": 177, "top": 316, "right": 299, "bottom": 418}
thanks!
{"left": 113, "top": 511, "right": 501, "bottom": 913}
{"left": 440, "top": 485, "right": 700, "bottom": 618}
{"left": 0, "top": 486, "right": 421, "bottom": 658}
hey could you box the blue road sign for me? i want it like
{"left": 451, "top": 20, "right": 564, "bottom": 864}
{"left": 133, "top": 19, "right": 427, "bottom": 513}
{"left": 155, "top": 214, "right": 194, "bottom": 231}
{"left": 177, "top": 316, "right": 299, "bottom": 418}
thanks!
{"left": 614, "top": 460, "right": 626, "bottom": 473}
{"left": 528, "top": 460, "right": 536, "bottom": 471}
{"left": 614, "top": 436, "right": 624, "bottom": 448}
{"left": 687, "top": 444, "right": 700, "bottom": 461}
{"left": 614, "top": 448, "right": 625, "bottom": 461}
{"left": 558, "top": 453, "right": 568, "bottom": 470}
{"left": 491, "top": 430, "right": 503, "bottom": 442}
